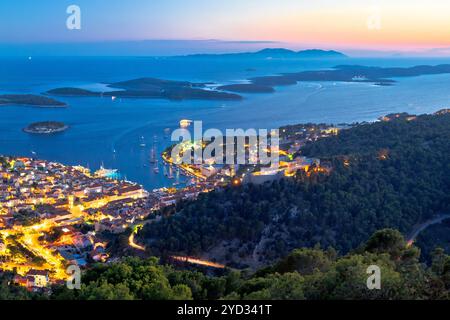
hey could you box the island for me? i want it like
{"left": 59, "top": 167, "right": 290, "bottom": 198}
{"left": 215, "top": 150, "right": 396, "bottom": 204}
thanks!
{"left": 45, "top": 64, "right": 450, "bottom": 103}
{"left": 250, "top": 64, "right": 450, "bottom": 87}
{"left": 184, "top": 48, "right": 348, "bottom": 60}
{"left": 23, "top": 121, "right": 69, "bottom": 134}
{"left": 45, "top": 88, "right": 100, "bottom": 97}
{"left": 46, "top": 78, "right": 243, "bottom": 101}
{"left": 0, "top": 94, "right": 66, "bottom": 107}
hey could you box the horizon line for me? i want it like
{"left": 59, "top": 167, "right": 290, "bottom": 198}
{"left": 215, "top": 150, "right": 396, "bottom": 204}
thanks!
{"left": 1, "top": 39, "right": 450, "bottom": 58}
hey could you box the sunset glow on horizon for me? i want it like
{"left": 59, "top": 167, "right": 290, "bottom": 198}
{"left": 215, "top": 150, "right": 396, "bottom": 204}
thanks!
{"left": 1, "top": 0, "right": 450, "bottom": 54}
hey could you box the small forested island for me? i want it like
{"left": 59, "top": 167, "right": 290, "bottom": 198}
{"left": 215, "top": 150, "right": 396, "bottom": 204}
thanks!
{"left": 0, "top": 94, "right": 66, "bottom": 107}
{"left": 23, "top": 121, "right": 69, "bottom": 134}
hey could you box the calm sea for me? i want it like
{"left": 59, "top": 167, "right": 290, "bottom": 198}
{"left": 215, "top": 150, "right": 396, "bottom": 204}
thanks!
{"left": 1, "top": 56, "right": 450, "bottom": 190}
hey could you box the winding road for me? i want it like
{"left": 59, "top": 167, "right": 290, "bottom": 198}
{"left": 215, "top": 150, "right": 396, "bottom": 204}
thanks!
{"left": 407, "top": 214, "right": 450, "bottom": 246}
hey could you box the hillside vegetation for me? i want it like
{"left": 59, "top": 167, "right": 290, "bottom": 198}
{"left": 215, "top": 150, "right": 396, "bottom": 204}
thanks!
{"left": 141, "top": 112, "right": 450, "bottom": 266}
{"left": 5, "top": 229, "right": 450, "bottom": 300}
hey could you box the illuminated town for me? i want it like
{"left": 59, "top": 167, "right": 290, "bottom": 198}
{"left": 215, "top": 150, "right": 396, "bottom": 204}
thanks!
{"left": 3, "top": 0, "right": 450, "bottom": 307}
{"left": 0, "top": 156, "right": 153, "bottom": 289}
{"left": 0, "top": 123, "right": 338, "bottom": 292}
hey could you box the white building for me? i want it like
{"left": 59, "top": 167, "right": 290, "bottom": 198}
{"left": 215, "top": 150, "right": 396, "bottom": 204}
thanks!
{"left": 26, "top": 270, "right": 49, "bottom": 288}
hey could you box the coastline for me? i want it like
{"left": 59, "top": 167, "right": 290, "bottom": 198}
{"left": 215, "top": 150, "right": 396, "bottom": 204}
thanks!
{"left": 0, "top": 102, "right": 67, "bottom": 108}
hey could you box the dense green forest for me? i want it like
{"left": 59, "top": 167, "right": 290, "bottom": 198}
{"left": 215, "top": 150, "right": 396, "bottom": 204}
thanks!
{"left": 4, "top": 229, "right": 450, "bottom": 300}
{"left": 141, "top": 112, "right": 450, "bottom": 266}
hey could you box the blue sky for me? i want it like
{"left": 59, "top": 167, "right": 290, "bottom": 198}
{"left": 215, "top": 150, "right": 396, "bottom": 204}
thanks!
{"left": 1, "top": 1, "right": 450, "bottom": 55}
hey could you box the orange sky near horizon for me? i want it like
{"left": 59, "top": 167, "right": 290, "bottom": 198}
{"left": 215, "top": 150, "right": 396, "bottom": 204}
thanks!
{"left": 1, "top": 0, "right": 450, "bottom": 53}
{"left": 205, "top": 1, "right": 450, "bottom": 51}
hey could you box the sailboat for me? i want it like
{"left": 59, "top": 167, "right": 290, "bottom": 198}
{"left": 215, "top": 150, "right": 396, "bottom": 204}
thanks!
{"left": 163, "top": 128, "right": 171, "bottom": 139}
{"left": 150, "top": 147, "right": 156, "bottom": 164}
{"left": 153, "top": 160, "right": 160, "bottom": 174}
{"left": 173, "top": 168, "right": 181, "bottom": 186}
{"left": 149, "top": 135, "right": 158, "bottom": 164}
{"left": 140, "top": 136, "right": 146, "bottom": 148}
{"left": 168, "top": 165, "right": 174, "bottom": 179}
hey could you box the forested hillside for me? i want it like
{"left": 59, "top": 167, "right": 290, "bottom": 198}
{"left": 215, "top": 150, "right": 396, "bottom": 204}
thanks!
{"left": 141, "top": 112, "right": 450, "bottom": 266}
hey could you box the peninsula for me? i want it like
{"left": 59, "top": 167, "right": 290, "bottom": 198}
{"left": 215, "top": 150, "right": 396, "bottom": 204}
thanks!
{"left": 0, "top": 94, "right": 67, "bottom": 107}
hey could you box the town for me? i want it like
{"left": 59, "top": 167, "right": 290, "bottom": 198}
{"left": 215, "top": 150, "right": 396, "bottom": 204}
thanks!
{"left": 0, "top": 123, "right": 339, "bottom": 292}
{"left": 162, "top": 121, "right": 338, "bottom": 186}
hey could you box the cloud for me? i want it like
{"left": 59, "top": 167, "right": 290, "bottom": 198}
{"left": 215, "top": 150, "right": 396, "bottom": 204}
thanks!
{"left": 425, "top": 47, "right": 450, "bottom": 56}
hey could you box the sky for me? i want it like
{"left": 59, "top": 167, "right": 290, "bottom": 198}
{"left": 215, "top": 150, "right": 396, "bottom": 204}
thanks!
{"left": 1, "top": 0, "right": 450, "bottom": 56}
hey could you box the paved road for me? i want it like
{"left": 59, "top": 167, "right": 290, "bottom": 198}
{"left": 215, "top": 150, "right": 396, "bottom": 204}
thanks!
{"left": 128, "top": 216, "right": 161, "bottom": 251}
{"left": 407, "top": 214, "right": 450, "bottom": 246}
